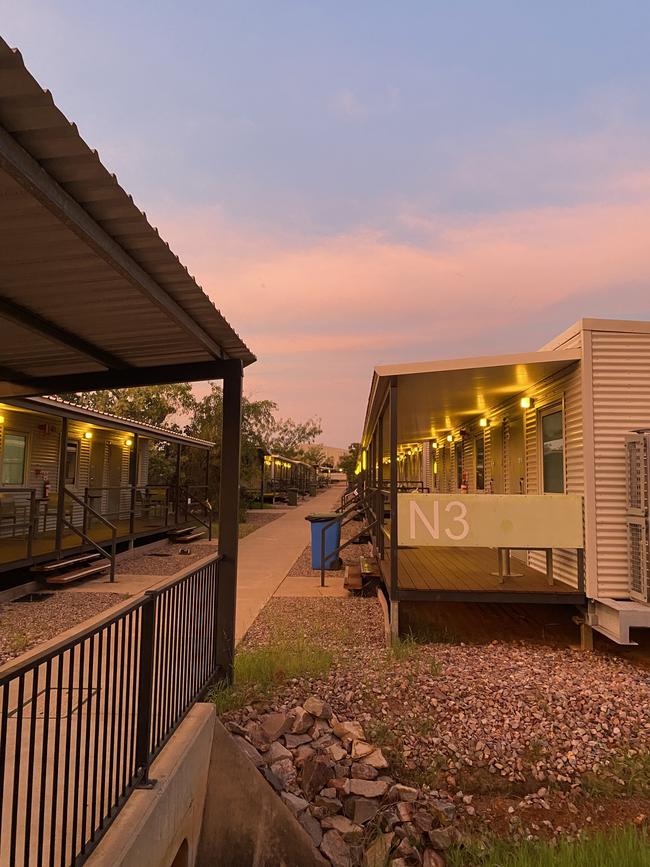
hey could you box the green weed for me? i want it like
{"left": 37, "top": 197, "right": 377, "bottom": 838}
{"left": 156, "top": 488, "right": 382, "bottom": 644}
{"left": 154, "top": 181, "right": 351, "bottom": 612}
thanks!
{"left": 447, "top": 827, "right": 650, "bottom": 867}
{"left": 210, "top": 638, "right": 332, "bottom": 714}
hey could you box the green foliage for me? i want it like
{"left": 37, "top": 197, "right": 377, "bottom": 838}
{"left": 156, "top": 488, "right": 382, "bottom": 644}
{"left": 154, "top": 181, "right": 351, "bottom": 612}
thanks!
{"left": 447, "top": 827, "right": 650, "bottom": 867}
{"left": 339, "top": 442, "right": 362, "bottom": 481}
{"left": 210, "top": 638, "right": 332, "bottom": 713}
{"left": 299, "top": 443, "right": 327, "bottom": 466}
{"left": 389, "top": 631, "right": 421, "bottom": 661}
{"left": 61, "top": 384, "right": 195, "bottom": 427}
{"left": 581, "top": 751, "right": 650, "bottom": 797}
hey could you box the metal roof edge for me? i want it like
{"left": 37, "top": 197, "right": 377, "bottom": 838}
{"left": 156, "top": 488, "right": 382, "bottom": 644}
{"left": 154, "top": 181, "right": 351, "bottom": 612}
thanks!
{"left": 2, "top": 395, "right": 214, "bottom": 448}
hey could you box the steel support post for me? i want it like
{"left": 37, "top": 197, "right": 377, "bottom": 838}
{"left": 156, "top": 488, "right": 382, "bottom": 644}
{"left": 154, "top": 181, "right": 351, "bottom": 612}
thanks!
{"left": 389, "top": 377, "right": 398, "bottom": 601}
{"left": 215, "top": 360, "right": 243, "bottom": 683}
{"left": 55, "top": 416, "right": 69, "bottom": 555}
{"left": 128, "top": 433, "right": 139, "bottom": 541}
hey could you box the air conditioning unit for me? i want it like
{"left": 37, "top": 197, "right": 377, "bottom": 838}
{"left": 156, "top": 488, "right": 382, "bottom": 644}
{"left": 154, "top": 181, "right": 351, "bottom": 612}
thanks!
{"left": 625, "top": 433, "right": 650, "bottom": 602}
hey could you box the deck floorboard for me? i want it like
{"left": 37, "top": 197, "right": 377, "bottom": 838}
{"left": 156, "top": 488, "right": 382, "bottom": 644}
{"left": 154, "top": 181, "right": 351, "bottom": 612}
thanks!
{"left": 387, "top": 546, "right": 578, "bottom": 595}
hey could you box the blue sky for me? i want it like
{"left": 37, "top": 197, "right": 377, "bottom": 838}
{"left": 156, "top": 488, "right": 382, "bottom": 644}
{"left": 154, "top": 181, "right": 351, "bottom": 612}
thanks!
{"left": 3, "top": 2, "right": 650, "bottom": 444}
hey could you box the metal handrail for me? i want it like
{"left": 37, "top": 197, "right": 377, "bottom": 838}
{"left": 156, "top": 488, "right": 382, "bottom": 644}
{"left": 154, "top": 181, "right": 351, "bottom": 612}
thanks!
{"left": 63, "top": 486, "right": 117, "bottom": 581}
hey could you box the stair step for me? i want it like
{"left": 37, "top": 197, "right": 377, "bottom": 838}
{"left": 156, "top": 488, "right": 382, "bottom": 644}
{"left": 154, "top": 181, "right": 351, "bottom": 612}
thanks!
{"left": 173, "top": 531, "right": 205, "bottom": 544}
{"left": 46, "top": 560, "right": 111, "bottom": 585}
{"left": 344, "top": 564, "right": 363, "bottom": 590}
{"left": 31, "top": 553, "right": 101, "bottom": 573}
{"left": 167, "top": 525, "right": 197, "bottom": 538}
{"left": 360, "top": 557, "right": 380, "bottom": 577}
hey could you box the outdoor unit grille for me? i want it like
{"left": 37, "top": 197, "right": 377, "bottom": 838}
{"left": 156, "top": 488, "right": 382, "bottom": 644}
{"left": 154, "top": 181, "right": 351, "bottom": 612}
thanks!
{"left": 625, "top": 436, "right": 646, "bottom": 515}
{"left": 625, "top": 433, "right": 650, "bottom": 602}
{"left": 628, "top": 518, "right": 648, "bottom": 601}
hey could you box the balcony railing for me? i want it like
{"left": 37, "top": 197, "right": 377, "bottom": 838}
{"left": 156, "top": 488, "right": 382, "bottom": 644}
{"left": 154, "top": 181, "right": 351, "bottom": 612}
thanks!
{"left": 0, "top": 554, "right": 221, "bottom": 866}
{"left": 0, "top": 484, "right": 213, "bottom": 568}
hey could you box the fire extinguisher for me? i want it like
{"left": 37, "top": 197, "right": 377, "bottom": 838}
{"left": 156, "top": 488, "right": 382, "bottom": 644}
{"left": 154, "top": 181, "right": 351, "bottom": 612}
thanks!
{"left": 43, "top": 471, "right": 51, "bottom": 499}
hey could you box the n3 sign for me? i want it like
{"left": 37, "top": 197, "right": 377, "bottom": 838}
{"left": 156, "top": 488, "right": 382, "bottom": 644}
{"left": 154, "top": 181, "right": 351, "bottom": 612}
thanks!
{"left": 409, "top": 499, "right": 469, "bottom": 542}
{"left": 397, "top": 493, "right": 585, "bottom": 548}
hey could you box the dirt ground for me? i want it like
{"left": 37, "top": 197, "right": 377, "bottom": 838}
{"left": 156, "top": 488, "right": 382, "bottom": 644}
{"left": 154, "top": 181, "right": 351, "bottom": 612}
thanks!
{"left": 235, "top": 595, "right": 650, "bottom": 843}
{"left": 0, "top": 591, "right": 126, "bottom": 666}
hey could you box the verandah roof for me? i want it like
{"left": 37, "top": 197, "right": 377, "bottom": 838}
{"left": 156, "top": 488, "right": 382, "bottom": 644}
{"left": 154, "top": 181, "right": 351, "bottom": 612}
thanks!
{"left": 363, "top": 348, "right": 582, "bottom": 446}
{"left": 3, "top": 395, "right": 214, "bottom": 449}
{"left": 0, "top": 37, "right": 255, "bottom": 399}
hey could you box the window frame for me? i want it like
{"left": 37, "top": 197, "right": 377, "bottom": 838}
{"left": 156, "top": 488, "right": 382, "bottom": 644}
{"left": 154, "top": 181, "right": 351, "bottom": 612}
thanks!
{"left": 454, "top": 441, "right": 463, "bottom": 490}
{"left": 1, "top": 430, "right": 29, "bottom": 486}
{"left": 475, "top": 433, "right": 485, "bottom": 491}
{"left": 538, "top": 401, "right": 566, "bottom": 494}
{"left": 65, "top": 439, "right": 80, "bottom": 486}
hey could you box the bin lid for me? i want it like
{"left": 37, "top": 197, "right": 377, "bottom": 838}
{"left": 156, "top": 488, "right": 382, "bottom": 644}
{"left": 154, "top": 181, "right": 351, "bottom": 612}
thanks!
{"left": 305, "top": 512, "right": 340, "bottom": 522}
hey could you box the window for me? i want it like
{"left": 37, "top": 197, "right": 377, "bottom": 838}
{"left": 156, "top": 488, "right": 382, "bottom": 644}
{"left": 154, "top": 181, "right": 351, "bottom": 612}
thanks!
{"left": 455, "top": 441, "right": 463, "bottom": 489}
{"left": 2, "top": 432, "right": 27, "bottom": 485}
{"left": 65, "top": 440, "right": 79, "bottom": 485}
{"left": 475, "top": 435, "right": 485, "bottom": 491}
{"left": 541, "top": 407, "right": 564, "bottom": 493}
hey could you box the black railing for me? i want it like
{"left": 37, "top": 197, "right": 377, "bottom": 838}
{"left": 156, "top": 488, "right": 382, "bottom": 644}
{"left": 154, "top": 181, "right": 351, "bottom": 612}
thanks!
{"left": 0, "top": 553, "right": 221, "bottom": 867}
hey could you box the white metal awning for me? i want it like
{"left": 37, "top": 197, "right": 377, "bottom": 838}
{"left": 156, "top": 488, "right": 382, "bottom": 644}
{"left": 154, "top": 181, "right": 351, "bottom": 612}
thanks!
{"left": 0, "top": 37, "right": 255, "bottom": 398}
{"left": 363, "top": 348, "right": 582, "bottom": 445}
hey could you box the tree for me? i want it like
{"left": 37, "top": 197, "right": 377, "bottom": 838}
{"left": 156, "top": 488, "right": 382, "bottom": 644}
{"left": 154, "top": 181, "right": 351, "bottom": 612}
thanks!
{"left": 60, "top": 384, "right": 195, "bottom": 427}
{"left": 268, "top": 416, "right": 322, "bottom": 458}
{"left": 339, "top": 442, "right": 362, "bottom": 482}
{"left": 299, "top": 444, "right": 327, "bottom": 466}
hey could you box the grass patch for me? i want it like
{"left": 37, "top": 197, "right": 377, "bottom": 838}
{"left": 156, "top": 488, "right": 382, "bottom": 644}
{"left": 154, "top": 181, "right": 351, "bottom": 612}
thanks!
{"left": 447, "top": 827, "right": 650, "bottom": 867}
{"left": 389, "top": 631, "right": 421, "bottom": 661}
{"left": 7, "top": 632, "right": 30, "bottom": 654}
{"left": 210, "top": 638, "right": 332, "bottom": 713}
{"left": 581, "top": 751, "right": 650, "bottom": 797}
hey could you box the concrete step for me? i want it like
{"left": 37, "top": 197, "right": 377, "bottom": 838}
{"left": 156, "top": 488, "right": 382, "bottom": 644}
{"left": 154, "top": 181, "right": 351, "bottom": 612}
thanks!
{"left": 30, "top": 552, "right": 101, "bottom": 573}
{"left": 174, "top": 531, "right": 206, "bottom": 544}
{"left": 168, "top": 525, "right": 197, "bottom": 538}
{"left": 45, "top": 559, "right": 111, "bottom": 585}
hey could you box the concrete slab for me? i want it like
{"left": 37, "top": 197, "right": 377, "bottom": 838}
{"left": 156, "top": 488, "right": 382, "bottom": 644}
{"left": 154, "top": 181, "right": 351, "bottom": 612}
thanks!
{"left": 235, "top": 486, "right": 342, "bottom": 642}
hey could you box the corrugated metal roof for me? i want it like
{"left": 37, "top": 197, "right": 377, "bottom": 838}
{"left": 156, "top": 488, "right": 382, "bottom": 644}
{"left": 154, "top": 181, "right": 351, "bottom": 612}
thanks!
{"left": 0, "top": 36, "right": 255, "bottom": 388}
{"left": 4, "top": 394, "right": 214, "bottom": 448}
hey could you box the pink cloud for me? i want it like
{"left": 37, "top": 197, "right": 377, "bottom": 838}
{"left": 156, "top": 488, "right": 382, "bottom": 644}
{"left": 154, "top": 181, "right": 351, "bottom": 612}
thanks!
{"left": 152, "top": 191, "right": 650, "bottom": 445}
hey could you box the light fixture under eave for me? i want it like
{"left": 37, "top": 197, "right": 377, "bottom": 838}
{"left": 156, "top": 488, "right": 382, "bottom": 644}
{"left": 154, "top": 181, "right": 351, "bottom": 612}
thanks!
{"left": 479, "top": 418, "right": 490, "bottom": 428}
{"left": 125, "top": 437, "right": 134, "bottom": 447}
{"left": 83, "top": 431, "right": 93, "bottom": 440}
{"left": 446, "top": 434, "right": 453, "bottom": 443}
{"left": 520, "top": 396, "right": 534, "bottom": 409}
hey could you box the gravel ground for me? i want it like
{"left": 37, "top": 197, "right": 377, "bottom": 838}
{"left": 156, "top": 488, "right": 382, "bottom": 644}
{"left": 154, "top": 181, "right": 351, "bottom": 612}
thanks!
{"left": 234, "top": 596, "right": 650, "bottom": 841}
{"left": 116, "top": 541, "right": 217, "bottom": 575}
{"left": 287, "top": 518, "right": 372, "bottom": 577}
{"left": 0, "top": 591, "right": 126, "bottom": 666}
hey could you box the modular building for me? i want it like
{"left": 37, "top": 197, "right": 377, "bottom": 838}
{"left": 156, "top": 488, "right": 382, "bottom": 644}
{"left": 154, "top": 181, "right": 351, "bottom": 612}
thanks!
{"left": 0, "top": 395, "right": 213, "bottom": 579}
{"left": 360, "top": 318, "right": 650, "bottom": 644}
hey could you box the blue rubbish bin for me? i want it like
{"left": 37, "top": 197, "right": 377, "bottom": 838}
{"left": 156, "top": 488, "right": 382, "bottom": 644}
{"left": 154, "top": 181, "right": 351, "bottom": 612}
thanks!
{"left": 306, "top": 512, "right": 341, "bottom": 570}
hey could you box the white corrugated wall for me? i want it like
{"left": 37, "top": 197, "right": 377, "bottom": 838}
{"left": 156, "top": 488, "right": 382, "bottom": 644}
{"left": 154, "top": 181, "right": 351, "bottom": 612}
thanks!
{"left": 523, "top": 365, "right": 583, "bottom": 588}
{"left": 591, "top": 330, "right": 650, "bottom": 597}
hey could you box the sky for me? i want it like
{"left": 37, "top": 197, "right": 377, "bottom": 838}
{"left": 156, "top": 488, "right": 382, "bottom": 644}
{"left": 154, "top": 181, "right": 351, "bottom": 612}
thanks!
{"left": 3, "top": 1, "right": 650, "bottom": 446}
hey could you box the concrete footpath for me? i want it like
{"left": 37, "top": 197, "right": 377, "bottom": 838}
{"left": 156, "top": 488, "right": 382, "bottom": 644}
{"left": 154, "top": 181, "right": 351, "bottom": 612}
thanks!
{"left": 235, "top": 485, "right": 341, "bottom": 642}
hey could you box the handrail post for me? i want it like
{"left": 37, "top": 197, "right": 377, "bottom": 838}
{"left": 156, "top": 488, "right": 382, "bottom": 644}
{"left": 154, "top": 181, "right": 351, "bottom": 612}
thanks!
{"left": 134, "top": 593, "right": 156, "bottom": 787}
{"left": 110, "top": 525, "right": 116, "bottom": 582}
{"left": 82, "top": 487, "right": 89, "bottom": 536}
{"left": 27, "top": 489, "right": 35, "bottom": 559}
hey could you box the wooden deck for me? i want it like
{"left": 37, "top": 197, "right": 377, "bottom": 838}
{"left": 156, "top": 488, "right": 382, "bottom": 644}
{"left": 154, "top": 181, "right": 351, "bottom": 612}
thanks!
{"left": 382, "top": 546, "right": 583, "bottom": 602}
